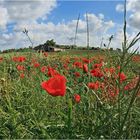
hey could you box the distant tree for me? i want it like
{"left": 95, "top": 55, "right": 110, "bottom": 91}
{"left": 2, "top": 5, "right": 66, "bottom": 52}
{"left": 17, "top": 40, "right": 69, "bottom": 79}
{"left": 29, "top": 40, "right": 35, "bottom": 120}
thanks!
{"left": 45, "top": 39, "right": 56, "bottom": 46}
{"left": 110, "top": 48, "right": 113, "bottom": 51}
{"left": 116, "top": 48, "right": 121, "bottom": 52}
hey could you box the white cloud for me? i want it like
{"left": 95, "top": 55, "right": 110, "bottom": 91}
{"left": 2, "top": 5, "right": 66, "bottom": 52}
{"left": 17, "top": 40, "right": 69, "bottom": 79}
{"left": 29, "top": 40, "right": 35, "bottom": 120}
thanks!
{"left": 0, "top": 13, "right": 115, "bottom": 51}
{"left": 127, "top": 0, "right": 140, "bottom": 30}
{"left": 2, "top": 0, "right": 57, "bottom": 22}
{"left": 0, "top": 0, "right": 139, "bottom": 52}
{"left": 0, "top": 0, "right": 57, "bottom": 50}
{"left": 116, "top": 4, "right": 124, "bottom": 12}
{"left": 129, "top": 12, "right": 140, "bottom": 29}
{"left": 0, "top": 6, "right": 9, "bottom": 29}
{"left": 116, "top": 0, "right": 140, "bottom": 30}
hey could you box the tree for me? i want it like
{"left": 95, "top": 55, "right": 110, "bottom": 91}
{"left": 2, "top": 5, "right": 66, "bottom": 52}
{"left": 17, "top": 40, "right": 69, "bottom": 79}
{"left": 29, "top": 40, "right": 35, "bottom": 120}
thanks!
{"left": 45, "top": 39, "right": 56, "bottom": 46}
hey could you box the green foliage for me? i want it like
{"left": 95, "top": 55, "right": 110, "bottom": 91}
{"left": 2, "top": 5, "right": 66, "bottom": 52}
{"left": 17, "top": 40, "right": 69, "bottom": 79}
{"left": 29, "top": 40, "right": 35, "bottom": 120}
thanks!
{"left": 0, "top": 51, "right": 139, "bottom": 139}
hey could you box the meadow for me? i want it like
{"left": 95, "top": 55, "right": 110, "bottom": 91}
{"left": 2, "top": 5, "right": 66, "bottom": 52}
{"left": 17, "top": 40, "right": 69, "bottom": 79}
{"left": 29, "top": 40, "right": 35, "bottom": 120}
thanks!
{"left": 0, "top": 49, "right": 140, "bottom": 139}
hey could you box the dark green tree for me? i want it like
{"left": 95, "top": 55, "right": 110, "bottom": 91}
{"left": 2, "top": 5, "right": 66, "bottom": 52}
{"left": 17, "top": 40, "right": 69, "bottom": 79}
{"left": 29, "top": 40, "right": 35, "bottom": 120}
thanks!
{"left": 45, "top": 39, "right": 56, "bottom": 46}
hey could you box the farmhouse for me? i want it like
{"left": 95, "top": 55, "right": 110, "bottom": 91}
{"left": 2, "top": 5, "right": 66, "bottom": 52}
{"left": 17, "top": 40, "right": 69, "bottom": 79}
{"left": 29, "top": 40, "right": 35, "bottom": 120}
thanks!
{"left": 34, "top": 44, "right": 65, "bottom": 52}
{"left": 33, "top": 39, "right": 65, "bottom": 52}
{"left": 52, "top": 47, "right": 65, "bottom": 52}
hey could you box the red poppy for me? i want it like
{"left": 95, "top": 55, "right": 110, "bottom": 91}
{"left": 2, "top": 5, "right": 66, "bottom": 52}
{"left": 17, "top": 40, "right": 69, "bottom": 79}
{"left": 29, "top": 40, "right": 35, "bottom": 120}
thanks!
{"left": 47, "top": 66, "right": 58, "bottom": 77}
{"left": 12, "top": 57, "right": 18, "bottom": 62}
{"left": 74, "top": 72, "right": 81, "bottom": 77}
{"left": 63, "top": 63, "right": 69, "bottom": 70}
{"left": 93, "top": 63, "right": 102, "bottom": 68}
{"left": 124, "top": 76, "right": 139, "bottom": 91}
{"left": 18, "top": 56, "right": 26, "bottom": 62}
{"left": 0, "top": 57, "right": 3, "bottom": 62}
{"left": 90, "top": 68, "right": 103, "bottom": 78}
{"left": 88, "top": 81, "right": 99, "bottom": 90}
{"left": 83, "top": 64, "right": 88, "bottom": 73}
{"left": 74, "top": 94, "right": 81, "bottom": 103}
{"left": 41, "top": 66, "right": 47, "bottom": 73}
{"left": 20, "top": 73, "right": 25, "bottom": 78}
{"left": 104, "top": 67, "right": 115, "bottom": 74}
{"left": 82, "top": 58, "right": 90, "bottom": 63}
{"left": 117, "top": 66, "right": 121, "bottom": 70}
{"left": 17, "top": 65, "right": 25, "bottom": 71}
{"left": 43, "top": 52, "right": 48, "bottom": 57}
{"left": 13, "top": 56, "right": 26, "bottom": 62}
{"left": 73, "top": 61, "right": 83, "bottom": 69}
{"left": 41, "top": 75, "right": 66, "bottom": 96}
{"left": 34, "top": 62, "right": 40, "bottom": 68}
{"left": 118, "top": 72, "right": 126, "bottom": 82}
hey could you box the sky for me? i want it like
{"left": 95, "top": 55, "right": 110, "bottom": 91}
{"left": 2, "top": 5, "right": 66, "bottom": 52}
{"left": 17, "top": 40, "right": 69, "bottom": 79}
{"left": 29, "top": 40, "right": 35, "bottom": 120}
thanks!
{"left": 0, "top": 0, "right": 140, "bottom": 51}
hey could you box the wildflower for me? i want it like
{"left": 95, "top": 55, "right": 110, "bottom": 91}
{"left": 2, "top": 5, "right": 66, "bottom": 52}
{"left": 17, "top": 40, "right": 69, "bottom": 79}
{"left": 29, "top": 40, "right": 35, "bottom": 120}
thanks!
{"left": 82, "top": 58, "right": 90, "bottom": 63}
{"left": 73, "top": 61, "right": 83, "bottom": 69}
{"left": 74, "top": 72, "right": 81, "bottom": 77}
{"left": 88, "top": 81, "right": 99, "bottom": 90}
{"left": 117, "top": 66, "right": 121, "bottom": 70}
{"left": 83, "top": 64, "right": 88, "bottom": 73}
{"left": 18, "top": 56, "right": 26, "bottom": 62}
{"left": 47, "top": 66, "right": 58, "bottom": 77}
{"left": 118, "top": 72, "right": 126, "bottom": 82}
{"left": 90, "top": 68, "right": 103, "bottom": 78}
{"left": 12, "top": 56, "right": 26, "bottom": 62}
{"left": 34, "top": 62, "right": 40, "bottom": 68}
{"left": 124, "top": 77, "right": 139, "bottom": 91}
{"left": 0, "top": 57, "right": 3, "bottom": 62}
{"left": 43, "top": 52, "right": 48, "bottom": 57}
{"left": 17, "top": 65, "right": 25, "bottom": 71}
{"left": 20, "top": 73, "right": 25, "bottom": 78}
{"left": 63, "top": 63, "right": 69, "bottom": 70}
{"left": 41, "top": 66, "right": 47, "bottom": 73}
{"left": 41, "top": 75, "right": 66, "bottom": 96}
{"left": 93, "top": 63, "right": 102, "bottom": 68}
{"left": 74, "top": 94, "right": 81, "bottom": 103}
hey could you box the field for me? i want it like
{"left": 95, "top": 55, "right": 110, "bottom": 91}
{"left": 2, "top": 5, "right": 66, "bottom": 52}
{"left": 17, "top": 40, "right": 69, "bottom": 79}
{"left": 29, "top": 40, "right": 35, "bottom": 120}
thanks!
{"left": 0, "top": 50, "right": 140, "bottom": 139}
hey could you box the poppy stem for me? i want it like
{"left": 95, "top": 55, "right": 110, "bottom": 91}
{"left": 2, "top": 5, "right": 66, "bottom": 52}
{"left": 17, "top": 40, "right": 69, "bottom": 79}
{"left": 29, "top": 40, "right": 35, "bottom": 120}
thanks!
{"left": 67, "top": 98, "right": 73, "bottom": 138}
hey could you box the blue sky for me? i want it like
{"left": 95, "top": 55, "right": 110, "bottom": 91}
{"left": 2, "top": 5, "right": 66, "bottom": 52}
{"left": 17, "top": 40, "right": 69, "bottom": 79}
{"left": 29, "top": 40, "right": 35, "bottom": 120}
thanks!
{"left": 41, "top": 1, "right": 124, "bottom": 24}
{"left": 0, "top": 0, "right": 140, "bottom": 51}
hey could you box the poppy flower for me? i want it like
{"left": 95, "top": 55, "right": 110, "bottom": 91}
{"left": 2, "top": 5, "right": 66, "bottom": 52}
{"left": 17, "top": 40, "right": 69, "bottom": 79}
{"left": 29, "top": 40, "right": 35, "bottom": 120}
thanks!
{"left": 47, "top": 66, "right": 58, "bottom": 77}
{"left": 0, "top": 57, "right": 3, "bottom": 62}
{"left": 34, "top": 62, "right": 40, "bottom": 68}
{"left": 73, "top": 61, "right": 83, "bottom": 69}
{"left": 83, "top": 64, "right": 88, "bottom": 73}
{"left": 43, "top": 52, "right": 48, "bottom": 57}
{"left": 82, "top": 58, "right": 90, "bottom": 63}
{"left": 74, "top": 94, "right": 81, "bottom": 103}
{"left": 93, "top": 63, "right": 102, "bottom": 68}
{"left": 88, "top": 81, "right": 99, "bottom": 90}
{"left": 41, "top": 66, "right": 47, "bottom": 73}
{"left": 41, "top": 75, "right": 66, "bottom": 96}
{"left": 74, "top": 72, "right": 81, "bottom": 77}
{"left": 124, "top": 76, "right": 139, "bottom": 91}
{"left": 18, "top": 56, "right": 26, "bottom": 62}
{"left": 63, "top": 64, "right": 69, "bottom": 70}
{"left": 20, "top": 73, "right": 25, "bottom": 78}
{"left": 17, "top": 65, "right": 25, "bottom": 71}
{"left": 118, "top": 72, "right": 126, "bottom": 82}
{"left": 90, "top": 68, "right": 103, "bottom": 78}
{"left": 12, "top": 56, "right": 26, "bottom": 62}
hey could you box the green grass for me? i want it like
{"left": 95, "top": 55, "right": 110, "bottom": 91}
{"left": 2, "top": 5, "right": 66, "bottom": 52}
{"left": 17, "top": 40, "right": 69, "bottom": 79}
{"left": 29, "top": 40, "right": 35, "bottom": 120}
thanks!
{"left": 0, "top": 51, "right": 140, "bottom": 139}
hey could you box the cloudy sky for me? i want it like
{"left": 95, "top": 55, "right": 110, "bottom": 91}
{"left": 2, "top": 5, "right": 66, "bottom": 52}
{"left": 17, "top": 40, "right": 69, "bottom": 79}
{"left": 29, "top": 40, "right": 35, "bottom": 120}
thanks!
{"left": 0, "top": 0, "right": 140, "bottom": 51}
